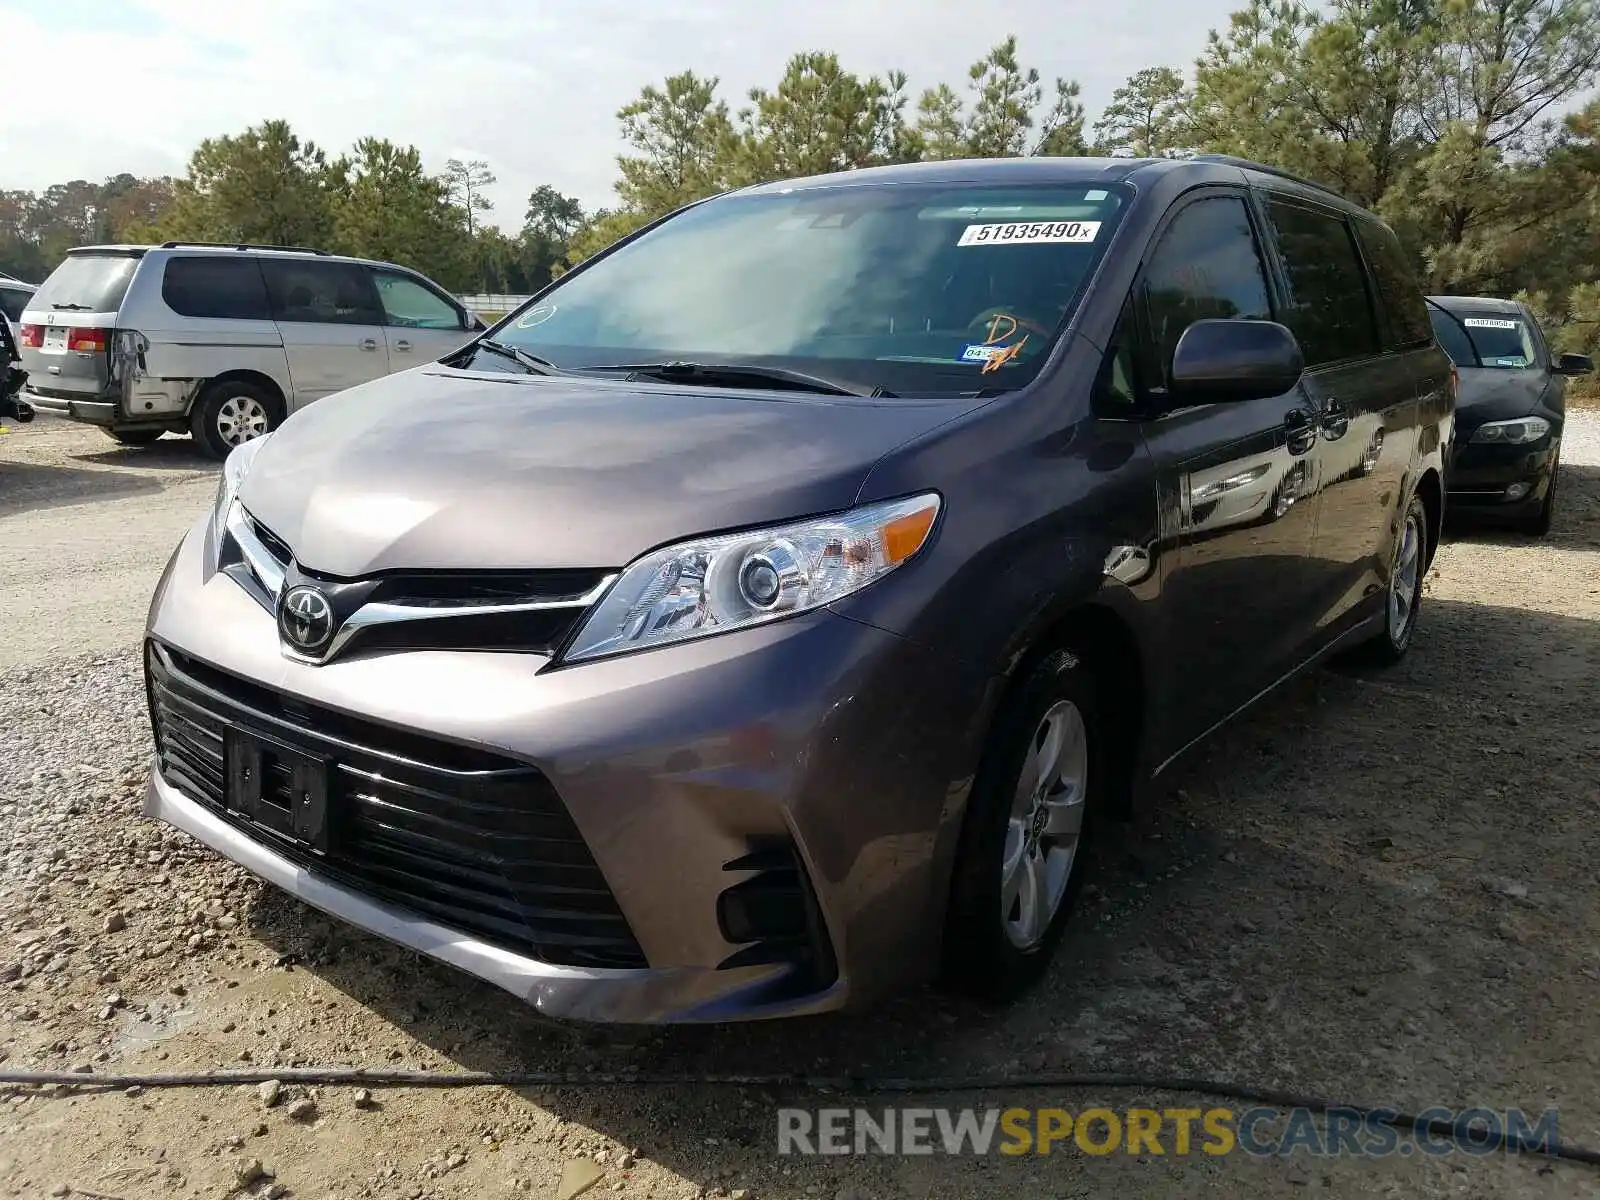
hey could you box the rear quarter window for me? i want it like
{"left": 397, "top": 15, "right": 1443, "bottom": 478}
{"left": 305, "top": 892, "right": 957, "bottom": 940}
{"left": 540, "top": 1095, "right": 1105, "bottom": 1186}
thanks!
{"left": 1260, "top": 197, "right": 1380, "bottom": 367}
{"left": 32, "top": 254, "right": 141, "bottom": 314}
{"left": 0, "top": 286, "right": 32, "bottom": 322}
{"left": 162, "top": 257, "right": 272, "bottom": 320}
{"left": 1353, "top": 220, "right": 1432, "bottom": 350}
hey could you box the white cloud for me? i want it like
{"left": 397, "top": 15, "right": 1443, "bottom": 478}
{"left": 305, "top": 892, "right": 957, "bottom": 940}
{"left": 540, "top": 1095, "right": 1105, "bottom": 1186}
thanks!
{"left": 0, "top": 0, "right": 1234, "bottom": 227}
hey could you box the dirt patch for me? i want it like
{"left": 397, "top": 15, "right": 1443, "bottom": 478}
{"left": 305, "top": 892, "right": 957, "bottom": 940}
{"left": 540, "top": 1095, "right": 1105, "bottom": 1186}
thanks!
{"left": 2, "top": 419, "right": 1597, "bottom": 1198}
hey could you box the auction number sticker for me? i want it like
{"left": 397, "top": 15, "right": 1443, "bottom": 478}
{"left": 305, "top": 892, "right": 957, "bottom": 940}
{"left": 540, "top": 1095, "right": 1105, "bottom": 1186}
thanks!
{"left": 958, "top": 220, "right": 1101, "bottom": 247}
{"left": 1462, "top": 317, "right": 1518, "bottom": 329}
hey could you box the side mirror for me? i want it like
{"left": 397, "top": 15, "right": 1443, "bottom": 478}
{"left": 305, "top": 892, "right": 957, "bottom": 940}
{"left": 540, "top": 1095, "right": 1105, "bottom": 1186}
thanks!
{"left": 1170, "top": 319, "right": 1305, "bottom": 403}
{"left": 1556, "top": 352, "right": 1594, "bottom": 376}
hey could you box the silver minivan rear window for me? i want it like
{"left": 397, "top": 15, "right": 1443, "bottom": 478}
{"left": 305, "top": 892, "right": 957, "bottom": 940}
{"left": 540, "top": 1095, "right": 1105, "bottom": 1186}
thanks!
{"left": 31, "top": 253, "right": 141, "bottom": 314}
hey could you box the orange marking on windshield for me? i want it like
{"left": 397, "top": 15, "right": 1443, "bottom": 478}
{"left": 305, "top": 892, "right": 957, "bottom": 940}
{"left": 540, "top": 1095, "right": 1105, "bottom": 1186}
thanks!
{"left": 981, "top": 335, "right": 1028, "bottom": 373}
{"left": 984, "top": 313, "right": 1020, "bottom": 344}
{"left": 978, "top": 312, "right": 1028, "bottom": 373}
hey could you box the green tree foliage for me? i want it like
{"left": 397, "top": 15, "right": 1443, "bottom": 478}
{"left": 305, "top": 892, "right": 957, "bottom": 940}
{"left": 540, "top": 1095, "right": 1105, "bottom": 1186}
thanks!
{"left": 732, "top": 53, "right": 898, "bottom": 182}
{"left": 615, "top": 71, "right": 736, "bottom": 216}
{"left": 329, "top": 139, "right": 471, "bottom": 287}
{"left": 521, "top": 185, "right": 587, "bottom": 286}
{"left": 158, "top": 119, "right": 338, "bottom": 248}
{"left": 1092, "top": 67, "right": 1192, "bottom": 157}
{"left": 444, "top": 159, "right": 496, "bottom": 237}
{"left": 914, "top": 84, "right": 967, "bottom": 160}
{"left": 1035, "top": 79, "right": 1089, "bottom": 156}
{"left": 962, "top": 36, "right": 1044, "bottom": 157}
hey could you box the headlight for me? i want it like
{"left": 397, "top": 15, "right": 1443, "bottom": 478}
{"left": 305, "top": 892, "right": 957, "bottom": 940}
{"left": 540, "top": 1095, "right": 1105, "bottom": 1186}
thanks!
{"left": 1469, "top": 416, "right": 1550, "bottom": 445}
{"left": 561, "top": 493, "right": 942, "bottom": 663}
{"left": 207, "top": 434, "right": 271, "bottom": 566}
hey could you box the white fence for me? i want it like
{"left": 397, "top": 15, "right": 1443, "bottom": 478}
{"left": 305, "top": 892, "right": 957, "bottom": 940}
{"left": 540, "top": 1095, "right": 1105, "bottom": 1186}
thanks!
{"left": 459, "top": 294, "right": 534, "bottom": 312}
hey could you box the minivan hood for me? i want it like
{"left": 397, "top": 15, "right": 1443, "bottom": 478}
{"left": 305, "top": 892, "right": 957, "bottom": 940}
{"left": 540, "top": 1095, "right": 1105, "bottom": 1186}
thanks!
{"left": 239, "top": 367, "right": 975, "bottom": 576}
{"left": 1453, "top": 368, "right": 1551, "bottom": 429}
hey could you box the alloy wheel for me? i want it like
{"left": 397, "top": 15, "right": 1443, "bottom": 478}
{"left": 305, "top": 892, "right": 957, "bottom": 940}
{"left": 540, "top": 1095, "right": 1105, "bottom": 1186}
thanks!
{"left": 1388, "top": 510, "right": 1423, "bottom": 645}
{"left": 1001, "top": 699, "right": 1089, "bottom": 950}
{"left": 215, "top": 394, "right": 270, "bottom": 446}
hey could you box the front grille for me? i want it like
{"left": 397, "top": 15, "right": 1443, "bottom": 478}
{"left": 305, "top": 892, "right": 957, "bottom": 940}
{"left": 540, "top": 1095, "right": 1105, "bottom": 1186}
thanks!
{"left": 145, "top": 640, "right": 646, "bottom": 969}
{"left": 226, "top": 513, "right": 611, "bottom": 660}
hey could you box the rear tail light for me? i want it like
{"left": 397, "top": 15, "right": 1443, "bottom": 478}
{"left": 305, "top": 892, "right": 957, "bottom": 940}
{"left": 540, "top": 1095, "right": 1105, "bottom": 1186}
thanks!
{"left": 1450, "top": 366, "right": 1460, "bottom": 398}
{"left": 19, "top": 323, "right": 42, "bottom": 348}
{"left": 68, "top": 328, "right": 110, "bottom": 353}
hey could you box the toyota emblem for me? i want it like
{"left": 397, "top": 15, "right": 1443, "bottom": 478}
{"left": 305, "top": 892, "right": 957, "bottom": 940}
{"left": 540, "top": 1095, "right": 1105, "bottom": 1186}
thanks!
{"left": 278, "top": 585, "right": 335, "bottom": 655}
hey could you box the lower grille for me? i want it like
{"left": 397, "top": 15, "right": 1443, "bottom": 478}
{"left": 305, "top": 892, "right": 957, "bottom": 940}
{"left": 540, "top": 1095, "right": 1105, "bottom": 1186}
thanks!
{"left": 145, "top": 640, "right": 646, "bottom": 969}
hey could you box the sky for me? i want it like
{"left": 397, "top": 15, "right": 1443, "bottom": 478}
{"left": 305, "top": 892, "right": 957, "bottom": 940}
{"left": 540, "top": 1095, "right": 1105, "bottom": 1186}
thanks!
{"left": 0, "top": 0, "right": 1237, "bottom": 230}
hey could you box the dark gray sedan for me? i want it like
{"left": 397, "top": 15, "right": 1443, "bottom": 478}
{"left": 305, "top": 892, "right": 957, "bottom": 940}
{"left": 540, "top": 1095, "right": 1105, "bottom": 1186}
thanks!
{"left": 1428, "top": 295, "right": 1593, "bottom": 535}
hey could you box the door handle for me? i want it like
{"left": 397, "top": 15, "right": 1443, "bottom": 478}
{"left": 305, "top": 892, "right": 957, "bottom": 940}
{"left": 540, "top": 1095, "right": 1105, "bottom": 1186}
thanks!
{"left": 1284, "top": 408, "right": 1318, "bottom": 456}
{"left": 1321, "top": 399, "right": 1350, "bottom": 440}
{"left": 394, "top": 339, "right": 412, "bottom": 352}
{"left": 359, "top": 338, "right": 379, "bottom": 352}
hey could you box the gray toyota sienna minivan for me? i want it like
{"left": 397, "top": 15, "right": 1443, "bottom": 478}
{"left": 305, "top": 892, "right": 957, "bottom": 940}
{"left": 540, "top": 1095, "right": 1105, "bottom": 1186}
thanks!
{"left": 143, "top": 155, "right": 1454, "bottom": 1023}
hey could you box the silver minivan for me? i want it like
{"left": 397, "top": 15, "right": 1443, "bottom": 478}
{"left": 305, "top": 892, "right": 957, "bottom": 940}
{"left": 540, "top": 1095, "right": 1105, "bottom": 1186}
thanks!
{"left": 18, "top": 243, "right": 483, "bottom": 457}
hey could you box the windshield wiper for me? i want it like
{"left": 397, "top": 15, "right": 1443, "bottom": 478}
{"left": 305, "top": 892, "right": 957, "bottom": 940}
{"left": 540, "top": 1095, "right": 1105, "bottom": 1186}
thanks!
{"left": 472, "top": 339, "right": 563, "bottom": 376}
{"left": 50, "top": 303, "right": 93, "bottom": 311}
{"left": 581, "top": 361, "right": 894, "bottom": 398}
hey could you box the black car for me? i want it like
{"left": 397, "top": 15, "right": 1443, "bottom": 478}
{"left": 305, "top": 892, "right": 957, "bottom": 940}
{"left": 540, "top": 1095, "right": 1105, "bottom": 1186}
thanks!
{"left": 141, "top": 154, "right": 1453, "bottom": 1022}
{"left": 1428, "top": 295, "right": 1592, "bottom": 535}
{"left": 0, "top": 315, "right": 33, "bottom": 425}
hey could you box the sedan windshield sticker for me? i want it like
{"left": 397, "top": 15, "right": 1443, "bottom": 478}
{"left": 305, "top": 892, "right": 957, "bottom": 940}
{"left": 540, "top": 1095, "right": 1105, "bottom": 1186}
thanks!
{"left": 1462, "top": 317, "right": 1519, "bottom": 329}
{"left": 958, "top": 220, "right": 1101, "bottom": 247}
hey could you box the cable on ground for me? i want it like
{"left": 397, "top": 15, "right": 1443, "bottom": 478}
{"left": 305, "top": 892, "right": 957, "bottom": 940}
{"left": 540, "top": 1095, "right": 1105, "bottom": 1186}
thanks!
{"left": 2, "top": 1068, "right": 1596, "bottom": 1167}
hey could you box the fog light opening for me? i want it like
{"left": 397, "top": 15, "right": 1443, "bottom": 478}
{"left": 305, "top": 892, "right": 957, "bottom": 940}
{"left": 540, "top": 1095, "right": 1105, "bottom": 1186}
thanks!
{"left": 1505, "top": 481, "right": 1532, "bottom": 502}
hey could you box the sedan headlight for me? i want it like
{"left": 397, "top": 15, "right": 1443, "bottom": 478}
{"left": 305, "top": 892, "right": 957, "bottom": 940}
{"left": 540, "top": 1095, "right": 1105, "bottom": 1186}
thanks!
{"left": 561, "top": 493, "right": 942, "bottom": 663}
{"left": 206, "top": 434, "right": 271, "bottom": 566}
{"left": 1469, "top": 416, "right": 1551, "bottom": 445}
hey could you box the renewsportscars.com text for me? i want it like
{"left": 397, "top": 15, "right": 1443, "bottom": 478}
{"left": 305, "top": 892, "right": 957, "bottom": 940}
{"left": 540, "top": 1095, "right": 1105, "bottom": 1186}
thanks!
{"left": 777, "top": 1106, "right": 1560, "bottom": 1158}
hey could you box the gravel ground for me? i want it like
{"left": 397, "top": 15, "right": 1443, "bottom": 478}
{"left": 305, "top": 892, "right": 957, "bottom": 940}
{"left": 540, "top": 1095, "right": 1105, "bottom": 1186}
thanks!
{"left": 1, "top": 416, "right": 1598, "bottom": 1199}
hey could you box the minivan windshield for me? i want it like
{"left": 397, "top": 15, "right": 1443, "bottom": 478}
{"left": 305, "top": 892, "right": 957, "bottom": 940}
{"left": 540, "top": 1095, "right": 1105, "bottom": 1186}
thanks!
{"left": 32, "top": 252, "right": 141, "bottom": 314}
{"left": 480, "top": 182, "right": 1130, "bottom": 396}
{"left": 1429, "top": 306, "right": 1540, "bottom": 369}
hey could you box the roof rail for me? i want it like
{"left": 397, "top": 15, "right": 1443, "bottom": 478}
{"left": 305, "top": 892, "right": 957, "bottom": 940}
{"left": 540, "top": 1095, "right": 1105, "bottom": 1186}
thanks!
{"left": 157, "top": 241, "right": 331, "bottom": 255}
{"left": 1188, "top": 154, "right": 1351, "bottom": 203}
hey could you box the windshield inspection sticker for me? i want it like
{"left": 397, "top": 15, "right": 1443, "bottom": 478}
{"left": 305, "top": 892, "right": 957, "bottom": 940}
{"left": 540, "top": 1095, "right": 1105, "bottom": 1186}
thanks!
{"left": 958, "top": 220, "right": 1101, "bottom": 247}
{"left": 961, "top": 344, "right": 1008, "bottom": 362}
{"left": 1462, "top": 317, "right": 1519, "bottom": 329}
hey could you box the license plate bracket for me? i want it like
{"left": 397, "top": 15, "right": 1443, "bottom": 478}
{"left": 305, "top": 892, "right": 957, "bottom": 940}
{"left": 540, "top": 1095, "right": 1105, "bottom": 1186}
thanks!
{"left": 224, "top": 727, "right": 332, "bottom": 853}
{"left": 42, "top": 327, "right": 68, "bottom": 353}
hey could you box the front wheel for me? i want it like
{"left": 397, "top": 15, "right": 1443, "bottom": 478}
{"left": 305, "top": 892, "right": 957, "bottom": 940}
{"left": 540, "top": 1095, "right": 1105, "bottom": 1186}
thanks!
{"left": 189, "top": 380, "right": 280, "bottom": 460}
{"left": 1352, "top": 492, "right": 1428, "bottom": 666}
{"left": 940, "top": 647, "right": 1101, "bottom": 1003}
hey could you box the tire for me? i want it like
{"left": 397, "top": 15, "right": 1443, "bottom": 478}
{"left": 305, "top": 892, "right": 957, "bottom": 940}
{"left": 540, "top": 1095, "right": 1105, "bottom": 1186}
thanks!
{"left": 940, "top": 647, "right": 1102, "bottom": 1003}
{"left": 1516, "top": 459, "right": 1557, "bottom": 537}
{"left": 1351, "top": 492, "right": 1428, "bottom": 666}
{"left": 102, "top": 428, "right": 164, "bottom": 447}
{"left": 189, "top": 380, "right": 281, "bottom": 460}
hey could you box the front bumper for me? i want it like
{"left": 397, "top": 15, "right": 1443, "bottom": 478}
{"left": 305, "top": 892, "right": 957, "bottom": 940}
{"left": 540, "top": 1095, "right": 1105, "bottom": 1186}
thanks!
{"left": 1445, "top": 435, "right": 1559, "bottom": 512}
{"left": 143, "top": 515, "right": 991, "bottom": 1022}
